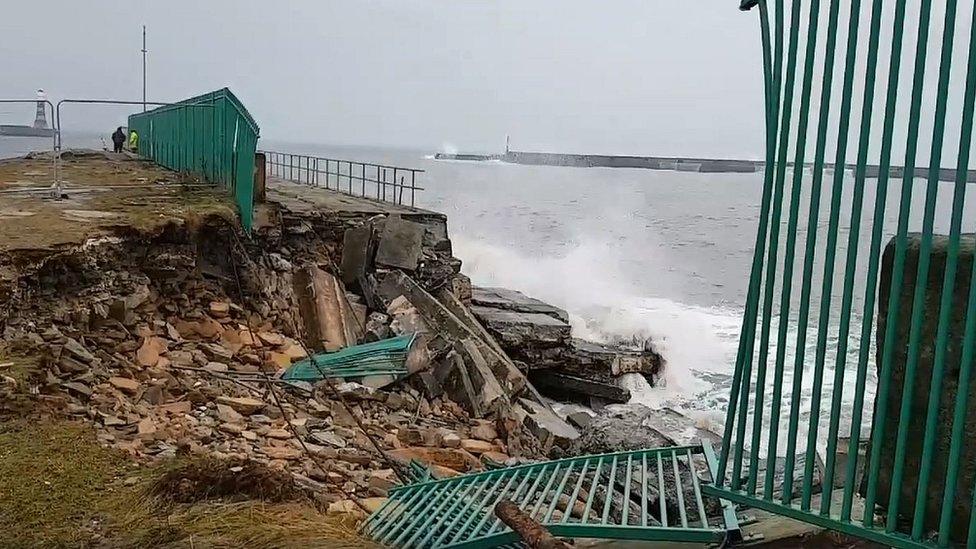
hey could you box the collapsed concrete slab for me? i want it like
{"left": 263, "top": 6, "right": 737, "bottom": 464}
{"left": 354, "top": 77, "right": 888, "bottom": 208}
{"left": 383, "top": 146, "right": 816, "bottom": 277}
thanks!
{"left": 435, "top": 287, "right": 526, "bottom": 395}
{"left": 517, "top": 397, "right": 580, "bottom": 449}
{"left": 528, "top": 370, "right": 631, "bottom": 404}
{"left": 377, "top": 271, "right": 526, "bottom": 396}
{"left": 375, "top": 270, "right": 579, "bottom": 447}
{"left": 469, "top": 285, "right": 664, "bottom": 403}
{"left": 375, "top": 216, "right": 425, "bottom": 271}
{"left": 339, "top": 224, "right": 374, "bottom": 286}
{"left": 471, "top": 286, "right": 570, "bottom": 323}
{"left": 434, "top": 342, "right": 506, "bottom": 418}
{"left": 293, "top": 265, "right": 363, "bottom": 351}
{"left": 563, "top": 338, "right": 663, "bottom": 384}
{"left": 472, "top": 307, "right": 572, "bottom": 350}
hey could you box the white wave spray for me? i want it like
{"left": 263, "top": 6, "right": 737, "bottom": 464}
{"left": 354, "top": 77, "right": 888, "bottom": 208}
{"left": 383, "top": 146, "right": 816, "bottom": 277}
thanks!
{"left": 452, "top": 234, "right": 741, "bottom": 417}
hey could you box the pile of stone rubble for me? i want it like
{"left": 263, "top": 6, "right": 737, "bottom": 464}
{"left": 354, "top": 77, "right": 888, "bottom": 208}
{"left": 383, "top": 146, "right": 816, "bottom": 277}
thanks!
{"left": 0, "top": 193, "right": 670, "bottom": 513}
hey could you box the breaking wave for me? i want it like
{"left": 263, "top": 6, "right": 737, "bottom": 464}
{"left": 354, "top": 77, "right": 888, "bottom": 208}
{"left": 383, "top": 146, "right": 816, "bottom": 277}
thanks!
{"left": 452, "top": 232, "right": 878, "bottom": 453}
{"left": 451, "top": 233, "right": 741, "bottom": 417}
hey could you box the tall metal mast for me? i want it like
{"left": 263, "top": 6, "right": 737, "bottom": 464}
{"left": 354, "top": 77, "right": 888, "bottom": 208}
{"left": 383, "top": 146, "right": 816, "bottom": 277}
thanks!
{"left": 141, "top": 25, "right": 147, "bottom": 112}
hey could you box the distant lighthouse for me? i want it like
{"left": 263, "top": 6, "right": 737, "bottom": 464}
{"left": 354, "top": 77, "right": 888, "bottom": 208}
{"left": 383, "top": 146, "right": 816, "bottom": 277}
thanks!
{"left": 32, "top": 89, "right": 48, "bottom": 129}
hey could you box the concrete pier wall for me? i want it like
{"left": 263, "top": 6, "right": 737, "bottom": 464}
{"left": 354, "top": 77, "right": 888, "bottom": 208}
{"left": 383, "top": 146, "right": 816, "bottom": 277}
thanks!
{"left": 870, "top": 234, "right": 976, "bottom": 542}
{"left": 434, "top": 149, "right": 976, "bottom": 181}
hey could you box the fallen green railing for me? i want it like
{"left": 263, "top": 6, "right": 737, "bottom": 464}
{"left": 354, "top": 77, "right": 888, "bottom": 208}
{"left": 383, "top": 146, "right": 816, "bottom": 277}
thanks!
{"left": 363, "top": 444, "right": 737, "bottom": 548}
{"left": 281, "top": 334, "right": 416, "bottom": 382}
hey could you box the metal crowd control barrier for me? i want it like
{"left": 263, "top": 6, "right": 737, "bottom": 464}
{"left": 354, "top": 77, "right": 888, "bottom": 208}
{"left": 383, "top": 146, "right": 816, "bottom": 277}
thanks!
{"left": 54, "top": 99, "right": 194, "bottom": 198}
{"left": 0, "top": 99, "right": 58, "bottom": 196}
{"left": 0, "top": 99, "right": 57, "bottom": 151}
{"left": 705, "top": 0, "right": 976, "bottom": 547}
{"left": 262, "top": 150, "right": 424, "bottom": 207}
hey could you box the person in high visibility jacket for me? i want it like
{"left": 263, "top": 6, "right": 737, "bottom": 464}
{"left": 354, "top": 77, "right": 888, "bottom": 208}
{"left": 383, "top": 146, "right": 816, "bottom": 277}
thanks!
{"left": 128, "top": 130, "right": 139, "bottom": 153}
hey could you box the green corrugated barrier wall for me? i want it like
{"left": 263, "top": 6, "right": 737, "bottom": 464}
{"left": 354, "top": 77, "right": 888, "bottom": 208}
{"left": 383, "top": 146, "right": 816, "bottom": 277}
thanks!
{"left": 127, "top": 88, "right": 260, "bottom": 231}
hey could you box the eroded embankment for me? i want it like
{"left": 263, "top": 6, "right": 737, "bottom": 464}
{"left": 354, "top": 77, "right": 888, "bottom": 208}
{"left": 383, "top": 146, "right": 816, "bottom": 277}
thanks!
{"left": 0, "top": 151, "right": 708, "bottom": 546}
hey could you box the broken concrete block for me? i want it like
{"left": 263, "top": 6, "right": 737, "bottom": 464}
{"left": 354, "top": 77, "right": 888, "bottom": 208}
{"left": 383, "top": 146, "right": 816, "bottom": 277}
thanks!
{"left": 340, "top": 225, "right": 374, "bottom": 285}
{"left": 436, "top": 288, "right": 526, "bottom": 394}
{"left": 387, "top": 296, "right": 429, "bottom": 336}
{"left": 442, "top": 432, "right": 462, "bottom": 448}
{"left": 435, "top": 351, "right": 486, "bottom": 418}
{"left": 360, "top": 374, "right": 397, "bottom": 390}
{"left": 518, "top": 397, "right": 580, "bottom": 448}
{"left": 458, "top": 339, "right": 507, "bottom": 415}
{"left": 459, "top": 439, "right": 495, "bottom": 454}
{"left": 471, "top": 307, "right": 570, "bottom": 349}
{"left": 375, "top": 216, "right": 425, "bottom": 271}
{"left": 447, "top": 273, "right": 473, "bottom": 305}
{"left": 470, "top": 421, "right": 498, "bottom": 442}
{"left": 405, "top": 335, "right": 431, "bottom": 374}
{"left": 867, "top": 234, "right": 976, "bottom": 542}
{"left": 63, "top": 337, "right": 95, "bottom": 364}
{"left": 209, "top": 301, "right": 230, "bottom": 318}
{"left": 528, "top": 370, "right": 631, "bottom": 404}
{"left": 567, "top": 411, "right": 593, "bottom": 430}
{"left": 216, "top": 403, "right": 244, "bottom": 423}
{"left": 412, "top": 371, "right": 443, "bottom": 399}
{"left": 294, "top": 265, "right": 363, "bottom": 351}
{"left": 377, "top": 271, "right": 528, "bottom": 395}
{"left": 136, "top": 336, "right": 167, "bottom": 368}
{"left": 471, "top": 286, "right": 570, "bottom": 323}
{"left": 435, "top": 344, "right": 506, "bottom": 419}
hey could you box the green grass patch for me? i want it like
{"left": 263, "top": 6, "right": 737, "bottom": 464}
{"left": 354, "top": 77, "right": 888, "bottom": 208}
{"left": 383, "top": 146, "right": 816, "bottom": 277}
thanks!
{"left": 0, "top": 419, "right": 376, "bottom": 548}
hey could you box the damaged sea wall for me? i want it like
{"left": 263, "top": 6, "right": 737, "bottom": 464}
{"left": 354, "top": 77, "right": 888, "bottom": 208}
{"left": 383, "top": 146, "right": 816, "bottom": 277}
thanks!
{"left": 0, "top": 201, "right": 547, "bottom": 495}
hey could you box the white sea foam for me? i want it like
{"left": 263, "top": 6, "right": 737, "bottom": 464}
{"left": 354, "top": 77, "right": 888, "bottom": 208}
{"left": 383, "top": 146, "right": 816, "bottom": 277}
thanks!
{"left": 452, "top": 234, "right": 741, "bottom": 410}
{"left": 451, "top": 233, "right": 878, "bottom": 455}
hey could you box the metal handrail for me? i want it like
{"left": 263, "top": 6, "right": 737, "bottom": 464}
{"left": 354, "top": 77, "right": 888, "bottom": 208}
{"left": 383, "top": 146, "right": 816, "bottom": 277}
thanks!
{"left": 261, "top": 150, "right": 425, "bottom": 208}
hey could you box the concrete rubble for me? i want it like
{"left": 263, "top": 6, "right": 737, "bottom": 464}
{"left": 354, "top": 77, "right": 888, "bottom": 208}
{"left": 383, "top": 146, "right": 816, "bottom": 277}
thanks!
{"left": 0, "top": 154, "right": 707, "bottom": 532}
{"left": 0, "top": 176, "right": 624, "bottom": 513}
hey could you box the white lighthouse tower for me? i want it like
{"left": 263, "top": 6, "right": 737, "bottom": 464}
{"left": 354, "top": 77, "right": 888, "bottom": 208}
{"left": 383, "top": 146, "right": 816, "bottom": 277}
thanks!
{"left": 32, "top": 89, "right": 49, "bottom": 129}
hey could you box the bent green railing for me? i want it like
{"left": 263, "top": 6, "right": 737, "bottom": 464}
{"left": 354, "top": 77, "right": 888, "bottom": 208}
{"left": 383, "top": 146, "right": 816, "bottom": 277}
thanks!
{"left": 706, "top": 0, "right": 976, "bottom": 547}
{"left": 364, "top": 444, "right": 735, "bottom": 548}
{"left": 281, "top": 334, "right": 416, "bottom": 382}
{"left": 128, "top": 88, "right": 260, "bottom": 231}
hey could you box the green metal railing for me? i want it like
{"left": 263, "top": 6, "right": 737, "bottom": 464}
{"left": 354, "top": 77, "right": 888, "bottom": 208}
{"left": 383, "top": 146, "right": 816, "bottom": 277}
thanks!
{"left": 364, "top": 444, "right": 735, "bottom": 548}
{"left": 128, "top": 88, "right": 260, "bottom": 231}
{"left": 281, "top": 334, "right": 416, "bottom": 382}
{"left": 706, "top": 0, "right": 976, "bottom": 547}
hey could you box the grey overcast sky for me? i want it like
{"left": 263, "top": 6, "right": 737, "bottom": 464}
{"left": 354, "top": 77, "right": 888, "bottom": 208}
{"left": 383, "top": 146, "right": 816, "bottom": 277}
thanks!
{"left": 0, "top": 1, "right": 764, "bottom": 157}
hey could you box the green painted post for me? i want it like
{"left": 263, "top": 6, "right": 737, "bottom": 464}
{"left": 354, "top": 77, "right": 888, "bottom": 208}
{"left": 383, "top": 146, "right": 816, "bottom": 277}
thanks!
{"left": 778, "top": 0, "right": 825, "bottom": 505}
{"left": 937, "top": 6, "right": 976, "bottom": 542}
{"left": 813, "top": 0, "right": 870, "bottom": 516}
{"left": 861, "top": 0, "right": 912, "bottom": 527}
{"left": 721, "top": 0, "right": 779, "bottom": 494}
{"left": 882, "top": 0, "right": 936, "bottom": 532}
{"left": 763, "top": 0, "right": 804, "bottom": 500}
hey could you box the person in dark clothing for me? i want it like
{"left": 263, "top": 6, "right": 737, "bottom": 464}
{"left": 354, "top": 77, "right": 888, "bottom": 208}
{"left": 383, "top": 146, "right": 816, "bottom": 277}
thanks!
{"left": 111, "top": 127, "right": 126, "bottom": 153}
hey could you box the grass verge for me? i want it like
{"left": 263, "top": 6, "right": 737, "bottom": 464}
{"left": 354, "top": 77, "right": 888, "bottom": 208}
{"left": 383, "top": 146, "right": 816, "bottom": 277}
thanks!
{"left": 0, "top": 420, "right": 375, "bottom": 548}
